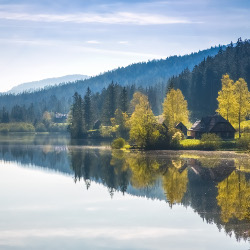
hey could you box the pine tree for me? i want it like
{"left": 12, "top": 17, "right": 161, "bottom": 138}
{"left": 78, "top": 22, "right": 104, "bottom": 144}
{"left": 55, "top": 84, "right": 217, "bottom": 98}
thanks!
{"left": 119, "top": 87, "right": 128, "bottom": 112}
{"left": 167, "top": 77, "right": 175, "bottom": 93}
{"left": 27, "top": 103, "right": 35, "bottom": 123}
{"left": 102, "top": 82, "right": 117, "bottom": 125}
{"left": 1, "top": 107, "right": 9, "bottom": 123}
{"left": 70, "top": 92, "right": 85, "bottom": 138}
{"left": 83, "top": 87, "right": 93, "bottom": 130}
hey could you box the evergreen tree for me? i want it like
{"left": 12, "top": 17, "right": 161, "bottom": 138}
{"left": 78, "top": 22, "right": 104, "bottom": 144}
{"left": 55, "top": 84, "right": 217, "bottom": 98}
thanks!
{"left": 119, "top": 87, "right": 128, "bottom": 112}
{"left": 69, "top": 92, "right": 85, "bottom": 138}
{"left": 27, "top": 103, "right": 35, "bottom": 123}
{"left": 83, "top": 87, "right": 93, "bottom": 130}
{"left": 167, "top": 77, "right": 175, "bottom": 93}
{"left": 1, "top": 107, "right": 9, "bottom": 123}
{"left": 102, "top": 81, "right": 117, "bottom": 125}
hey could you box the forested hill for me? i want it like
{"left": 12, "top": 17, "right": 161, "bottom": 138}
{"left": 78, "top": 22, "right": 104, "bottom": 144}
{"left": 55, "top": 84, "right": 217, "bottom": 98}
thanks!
{"left": 170, "top": 38, "right": 250, "bottom": 120}
{"left": 0, "top": 45, "right": 222, "bottom": 111}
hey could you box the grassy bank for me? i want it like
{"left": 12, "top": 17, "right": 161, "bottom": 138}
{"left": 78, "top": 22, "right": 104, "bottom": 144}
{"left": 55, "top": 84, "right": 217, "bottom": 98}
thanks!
{"left": 180, "top": 137, "right": 249, "bottom": 151}
{"left": 0, "top": 123, "right": 35, "bottom": 133}
{"left": 0, "top": 122, "right": 68, "bottom": 133}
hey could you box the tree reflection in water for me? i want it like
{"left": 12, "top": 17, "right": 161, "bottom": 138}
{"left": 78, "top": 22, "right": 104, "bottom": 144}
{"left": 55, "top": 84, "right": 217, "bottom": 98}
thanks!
{"left": 0, "top": 140, "right": 248, "bottom": 242}
{"left": 69, "top": 148, "right": 249, "bottom": 241}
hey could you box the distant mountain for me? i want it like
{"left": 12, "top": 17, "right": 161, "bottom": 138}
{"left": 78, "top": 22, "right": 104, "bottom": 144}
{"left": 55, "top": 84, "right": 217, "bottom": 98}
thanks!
{"left": 7, "top": 74, "right": 89, "bottom": 94}
{"left": 0, "top": 45, "right": 224, "bottom": 112}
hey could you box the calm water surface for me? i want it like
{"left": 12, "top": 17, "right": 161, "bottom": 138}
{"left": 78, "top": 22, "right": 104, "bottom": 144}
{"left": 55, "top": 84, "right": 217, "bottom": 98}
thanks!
{"left": 0, "top": 133, "right": 249, "bottom": 250}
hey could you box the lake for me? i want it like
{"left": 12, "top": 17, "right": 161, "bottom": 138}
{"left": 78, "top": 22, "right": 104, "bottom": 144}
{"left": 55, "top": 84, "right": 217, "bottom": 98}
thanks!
{"left": 0, "top": 133, "right": 249, "bottom": 250}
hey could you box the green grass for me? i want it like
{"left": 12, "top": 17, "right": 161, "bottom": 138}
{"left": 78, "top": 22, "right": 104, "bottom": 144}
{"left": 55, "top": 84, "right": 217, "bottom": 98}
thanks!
{"left": 180, "top": 138, "right": 238, "bottom": 151}
{"left": 180, "top": 139, "right": 201, "bottom": 149}
{"left": 0, "top": 123, "right": 35, "bottom": 133}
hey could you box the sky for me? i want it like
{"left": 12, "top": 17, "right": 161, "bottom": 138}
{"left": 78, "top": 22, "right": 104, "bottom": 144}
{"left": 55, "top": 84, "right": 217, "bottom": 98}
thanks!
{"left": 0, "top": 0, "right": 249, "bottom": 92}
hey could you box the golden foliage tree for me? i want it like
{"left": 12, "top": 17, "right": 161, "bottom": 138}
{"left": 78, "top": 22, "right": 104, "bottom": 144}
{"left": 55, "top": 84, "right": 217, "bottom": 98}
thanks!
{"left": 162, "top": 89, "right": 189, "bottom": 128}
{"left": 234, "top": 78, "right": 250, "bottom": 137}
{"left": 126, "top": 153, "right": 159, "bottom": 188}
{"left": 217, "top": 75, "right": 250, "bottom": 137}
{"left": 162, "top": 164, "right": 188, "bottom": 207}
{"left": 129, "top": 92, "right": 159, "bottom": 148}
{"left": 111, "top": 108, "right": 130, "bottom": 138}
{"left": 217, "top": 74, "right": 237, "bottom": 123}
{"left": 216, "top": 171, "right": 250, "bottom": 223}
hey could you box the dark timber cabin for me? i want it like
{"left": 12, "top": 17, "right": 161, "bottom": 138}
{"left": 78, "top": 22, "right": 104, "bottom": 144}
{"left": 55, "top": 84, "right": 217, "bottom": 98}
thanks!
{"left": 175, "top": 122, "right": 187, "bottom": 136}
{"left": 190, "top": 114, "right": 236, "bottom": 139}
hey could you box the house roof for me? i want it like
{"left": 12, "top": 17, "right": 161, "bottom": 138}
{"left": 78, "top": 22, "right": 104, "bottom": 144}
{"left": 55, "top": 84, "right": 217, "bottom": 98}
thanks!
{"left": 190, "top": 114, "right": 236, "bottom": 133}
{"left": 190, "top": 120, "right": 201, "bottom": 131}
{"left": 175, "top": 122, "right": 186, "bottom": 128}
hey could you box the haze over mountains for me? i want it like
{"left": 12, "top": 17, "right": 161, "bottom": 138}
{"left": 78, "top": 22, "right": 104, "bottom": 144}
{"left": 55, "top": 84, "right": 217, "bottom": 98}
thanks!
{"left": 7, "top": 74, "right": 89, "bottom": 94}
{"left": 2, "top": 40, "right": 248, "bottom": 121}
{"left": 3, "top": 45, "right": 223, "bottom": 98}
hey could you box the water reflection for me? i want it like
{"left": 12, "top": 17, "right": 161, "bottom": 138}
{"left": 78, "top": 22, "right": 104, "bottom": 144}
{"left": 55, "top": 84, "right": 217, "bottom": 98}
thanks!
{"left": 0, "top": 136, "right": 249, "bottom": 242}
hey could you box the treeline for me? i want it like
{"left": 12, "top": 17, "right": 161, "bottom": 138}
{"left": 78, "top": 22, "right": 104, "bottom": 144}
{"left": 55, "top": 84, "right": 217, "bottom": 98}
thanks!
{"left": 0, "top": 45, "right": 222, "bottom": 113}
{"left": 69, "top": 85, "right": 190, "bottom": 150}
{"left": 1, "top": 38, "right": 249, "bottom": 128}
{"left": 0, "top": 82, "right": 166, "bottom": 133}
{"left": 69, "top": 83, "right": 166, "bottom": 138}
{"left": 171, "top": 38, "right": 250, "bottom": 119}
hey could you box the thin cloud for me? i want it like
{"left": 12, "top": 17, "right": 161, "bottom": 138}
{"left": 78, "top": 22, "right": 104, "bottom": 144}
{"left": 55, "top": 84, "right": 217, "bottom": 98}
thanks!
{"left": 0, "top": 38, "right": 163, "bottom": 58}
{"left": 118, "top": 41, "right": 129, "bottom": 44}
{"left": 0, "top": 11, "right": 195, "bottom": 25}
{"left": 86, "top": 40, "right": 101, "bottom": 44}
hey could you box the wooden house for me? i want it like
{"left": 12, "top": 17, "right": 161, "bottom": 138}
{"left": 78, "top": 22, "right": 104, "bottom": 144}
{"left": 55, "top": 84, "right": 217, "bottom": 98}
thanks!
{"left": 54, "top": 113, "right": 68, "bottom": 123}
{"left": 175, "top": 122, "right": 187, "bottom": 136}
{"left": 189, "top": 114, "right": 236, "bottom": 139}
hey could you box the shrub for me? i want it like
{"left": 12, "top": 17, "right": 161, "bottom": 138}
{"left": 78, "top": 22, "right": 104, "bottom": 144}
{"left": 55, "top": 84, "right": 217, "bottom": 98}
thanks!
{"left": 237, "top": 135, "right": 250, "bottom": 150}
{"left": 0, "top": 123, "right": 35, "bottom": 132}
{"left": 171, "top": 131, "right": 183, "bottom": 148}
{"left": 111, "top": 138, "right": 126, "bottom": 149}
{"left": 100, "top": 126, "right": 116, "bottom": 138}
{"left": 201, "top": 133, "right": 222, "bottom": 150}
{"left": 49, "top": 123, "right": 68, "bottom": 132}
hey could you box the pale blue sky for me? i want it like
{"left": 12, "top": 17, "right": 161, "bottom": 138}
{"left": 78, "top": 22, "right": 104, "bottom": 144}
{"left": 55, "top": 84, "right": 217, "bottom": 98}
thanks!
{"left": 0, "top": 0, "right": 249, "bottom": 91}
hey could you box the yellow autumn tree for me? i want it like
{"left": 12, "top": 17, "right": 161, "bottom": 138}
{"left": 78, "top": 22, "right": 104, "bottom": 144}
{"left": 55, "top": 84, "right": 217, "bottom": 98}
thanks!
{"left": 162, "top": 89, "right": 189, "bottom": 128}
{"left": 216, "top": 171, "right": 250, "bottom": 223}
{"left": 217, "top": 74, "right": 237, "bottom": 123}
{"left": 217, "top": 75, "right": 250, "bottom": 137}
{"left": 162, "top": 165, "right": 188, "bottom": 207}
{"left": 234, "top": 78, "right": 250, "bottom": 137}
{"left": 126, "top": 153, "right": 159, "bottom": 188}
{"left": 129, "top": 92, "right": 159, "bottom": 148}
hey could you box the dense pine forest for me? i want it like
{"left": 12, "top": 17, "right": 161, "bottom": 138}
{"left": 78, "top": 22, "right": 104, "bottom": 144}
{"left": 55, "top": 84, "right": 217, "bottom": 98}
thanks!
{"left": 0, "top": 39, "right": 249, "bottom": 129}
{"left": 171, "top": 38, "right": 250, "bottom": 119}
{"left": 0, "top": 45, "right": 223, "bottom": 115}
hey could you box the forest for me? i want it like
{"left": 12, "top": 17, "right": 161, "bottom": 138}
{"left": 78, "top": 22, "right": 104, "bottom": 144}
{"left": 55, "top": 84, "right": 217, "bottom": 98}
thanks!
{"left": 0, "top": 44, "right": 223, "bottom": 115}
{"left": 171, "top": 38, "right": 250, "bottom": 119}
{"left": 0, "top": 39, "right": 249, "bottom": 150}
{"left": 0, "top": 40, "right": 248, "bottom": 124}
